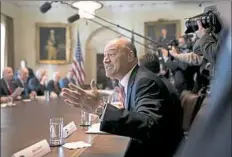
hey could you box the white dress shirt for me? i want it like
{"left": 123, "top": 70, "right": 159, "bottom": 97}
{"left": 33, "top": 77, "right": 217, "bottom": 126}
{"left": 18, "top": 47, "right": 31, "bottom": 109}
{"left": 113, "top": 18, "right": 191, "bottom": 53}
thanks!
{"left": 119, "top": 65, "right": 137, "bottom": 98}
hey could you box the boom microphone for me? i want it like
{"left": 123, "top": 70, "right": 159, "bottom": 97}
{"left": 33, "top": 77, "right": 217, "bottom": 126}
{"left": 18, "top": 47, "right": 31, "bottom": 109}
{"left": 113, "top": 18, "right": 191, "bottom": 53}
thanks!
{"left": 40, "top": 2, "right": 52, "bottom": 13}
{"left": 68, "top": 14, "right": 80, "bottom": 23}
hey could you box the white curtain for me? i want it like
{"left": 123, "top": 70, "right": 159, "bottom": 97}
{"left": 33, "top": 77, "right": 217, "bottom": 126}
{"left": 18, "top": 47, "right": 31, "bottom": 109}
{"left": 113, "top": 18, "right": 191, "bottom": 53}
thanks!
{"left": 1, "top": 14, "right": 6, "bottom": 78}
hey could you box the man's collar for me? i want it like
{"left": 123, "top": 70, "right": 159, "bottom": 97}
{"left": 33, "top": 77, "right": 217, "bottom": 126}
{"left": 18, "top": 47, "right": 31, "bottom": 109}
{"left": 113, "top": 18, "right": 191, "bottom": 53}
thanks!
{"left": 119, "top": 65, "right": 137, "bottom": 88}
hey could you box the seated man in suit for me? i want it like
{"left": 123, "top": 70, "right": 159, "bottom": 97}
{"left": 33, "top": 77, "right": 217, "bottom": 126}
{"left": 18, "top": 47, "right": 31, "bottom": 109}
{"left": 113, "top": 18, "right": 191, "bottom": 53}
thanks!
{"left": 62, "top": 38, "right": 183, "bottom": 157}
{"left": 15, "top": 67, "right": 37, "bottom": 99}
{"left": 47, "top": 72, "right": 61, "bottom": 96}
{"left": 59, "top": 71, "right": 76, "bottom": 89}
{"left": 20, "top": 60, "right": 35, "bottom": 81}
{"left": 139, "top": 52, "right": 179, "bottom": 96}
{"left": 0, "top": 67, "right": 16, "bottom": 96}
{"left": 28, "top": 69, "right": 47, "bottom": 96}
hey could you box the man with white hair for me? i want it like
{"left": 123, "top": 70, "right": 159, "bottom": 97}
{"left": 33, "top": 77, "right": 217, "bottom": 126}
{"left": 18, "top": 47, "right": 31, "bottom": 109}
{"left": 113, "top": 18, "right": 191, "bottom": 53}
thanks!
{"left": 28, "top": 69, "right": 47, "bottom": 96}
{"left": 15, "top": 67, "right": 37, "bottom": 99}
{"left": 47, "top": 72, "right": 61, "bottom": 96}
{"left": 59, "top": 71, "right": 76, "bottom": 89}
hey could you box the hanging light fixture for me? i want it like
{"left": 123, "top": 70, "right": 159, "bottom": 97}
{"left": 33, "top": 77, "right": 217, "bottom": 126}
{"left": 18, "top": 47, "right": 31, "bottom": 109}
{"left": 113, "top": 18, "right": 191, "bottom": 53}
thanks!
{"left": 71, "top": 1, "right": 103, "bottom": 19}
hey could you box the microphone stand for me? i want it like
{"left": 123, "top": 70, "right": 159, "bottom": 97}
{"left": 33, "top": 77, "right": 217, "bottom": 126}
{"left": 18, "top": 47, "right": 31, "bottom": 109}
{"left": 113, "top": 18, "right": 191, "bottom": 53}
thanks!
{"left": 60, "top": 1, "right": 169, "bottom": 50}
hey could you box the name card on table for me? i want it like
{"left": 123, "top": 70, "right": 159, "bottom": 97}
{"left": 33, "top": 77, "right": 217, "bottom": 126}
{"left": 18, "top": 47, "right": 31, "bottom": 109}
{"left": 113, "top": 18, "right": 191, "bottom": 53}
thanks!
{"left": 12, "top": 139, "right": 51, "bottom": 157}
{"left": 63, "top": 121, "right": 77, "bottom": 138}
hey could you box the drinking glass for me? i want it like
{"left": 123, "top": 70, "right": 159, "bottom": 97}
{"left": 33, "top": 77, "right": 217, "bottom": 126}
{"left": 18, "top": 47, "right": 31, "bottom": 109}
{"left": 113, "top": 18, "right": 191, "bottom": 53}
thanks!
{"left": 50, "top": 118, "right": 63, "bottom": 146}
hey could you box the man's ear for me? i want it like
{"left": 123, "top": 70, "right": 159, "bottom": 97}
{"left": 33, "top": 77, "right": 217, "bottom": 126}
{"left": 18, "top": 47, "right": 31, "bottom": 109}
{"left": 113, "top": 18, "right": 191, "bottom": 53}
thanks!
{"left": 127, "top": 51, "right": 134, "bottom": 62}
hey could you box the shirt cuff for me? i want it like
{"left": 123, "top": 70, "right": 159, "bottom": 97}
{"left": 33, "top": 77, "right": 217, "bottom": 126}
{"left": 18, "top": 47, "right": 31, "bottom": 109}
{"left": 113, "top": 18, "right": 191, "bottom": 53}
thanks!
{"left": 163, "top": 56, "right": 169, "bottom": 62}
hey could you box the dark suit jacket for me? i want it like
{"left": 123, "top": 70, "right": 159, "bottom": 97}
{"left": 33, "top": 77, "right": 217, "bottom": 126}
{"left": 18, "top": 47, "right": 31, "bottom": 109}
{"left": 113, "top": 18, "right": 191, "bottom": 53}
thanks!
{"left": 47, "top": 80, "right": 61, "bottom": 95}
{"left": 14, "top": 78, "right": 31, "bottom": 99}
{"left": 0, "top": 79, "right": 17, "bottom": 96}
{"left": 100, "top": 65, "right": 183, "bottom": 157}
{"left": 28, "top": 77, "right": 46, "bottom": 96}
{"left": 164, "top": 57, "right": 199, "bottom": 93}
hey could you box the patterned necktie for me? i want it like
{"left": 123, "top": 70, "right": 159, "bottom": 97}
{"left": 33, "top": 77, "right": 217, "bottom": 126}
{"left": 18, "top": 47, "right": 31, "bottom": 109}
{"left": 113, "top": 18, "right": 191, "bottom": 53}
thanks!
{"left": 8, "top": 82, "right": 13, "bottom": 94}
{"left": 119, "top": 86, "right": 126, "bottom": 108}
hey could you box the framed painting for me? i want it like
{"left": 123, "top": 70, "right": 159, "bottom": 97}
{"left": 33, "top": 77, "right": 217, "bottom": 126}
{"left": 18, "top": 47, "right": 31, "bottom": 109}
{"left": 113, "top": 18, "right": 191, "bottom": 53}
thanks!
{"left": 144, "top": 19, "right": 181, "bottom": 53}
{"left": 36, "top": 23, "right": 72, "bottom": 64}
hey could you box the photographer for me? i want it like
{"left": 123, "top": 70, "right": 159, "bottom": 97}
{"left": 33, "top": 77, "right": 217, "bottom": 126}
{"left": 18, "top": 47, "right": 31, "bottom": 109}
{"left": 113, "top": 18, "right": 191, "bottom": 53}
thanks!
{"left": 161, "top": 36, "right": 199, "bottom": 94}
{"left": 196, "top": 20, "right": 220, "bottom": 65}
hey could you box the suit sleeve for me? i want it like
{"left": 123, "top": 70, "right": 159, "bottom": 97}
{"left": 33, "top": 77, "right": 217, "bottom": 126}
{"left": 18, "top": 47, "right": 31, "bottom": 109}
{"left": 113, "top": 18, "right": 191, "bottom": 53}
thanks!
{"left": 174, "top": 52, "right": 203, "bottom": 65}
{"left": 28, "top": 78, "right": 45, "bottom": 96}
{"left": 199, "top": 33, "right": 220, "bottom": 64}
{"left": 100, "top": 78, "right": 164, "bottom": 141}
{"left": 47, "top": 81, "right": 54, "bottom": 93}
{"left": 164, "top": 57, "right": 189, "bottom": 71}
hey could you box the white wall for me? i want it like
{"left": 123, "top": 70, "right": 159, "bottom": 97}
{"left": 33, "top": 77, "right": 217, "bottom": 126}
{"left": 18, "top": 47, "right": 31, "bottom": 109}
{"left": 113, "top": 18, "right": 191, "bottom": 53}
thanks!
{"left": 1, "top": 1, "right": 22, "bottom": 67}
{"left": 2, "top": 2, "right": 206, "bottom": 82}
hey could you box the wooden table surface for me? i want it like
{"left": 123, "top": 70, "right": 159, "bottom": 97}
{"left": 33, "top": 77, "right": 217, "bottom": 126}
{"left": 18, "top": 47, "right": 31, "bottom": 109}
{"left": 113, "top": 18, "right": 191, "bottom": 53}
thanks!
{"left": 1, "top": 97, "right": 129, "bottom": 157}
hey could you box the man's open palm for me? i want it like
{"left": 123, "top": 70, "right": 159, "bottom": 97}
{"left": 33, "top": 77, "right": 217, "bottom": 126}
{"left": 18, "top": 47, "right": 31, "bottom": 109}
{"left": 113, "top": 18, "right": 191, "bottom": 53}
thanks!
{"left": 62, "top": 80, "right": 100, "bottom": 113}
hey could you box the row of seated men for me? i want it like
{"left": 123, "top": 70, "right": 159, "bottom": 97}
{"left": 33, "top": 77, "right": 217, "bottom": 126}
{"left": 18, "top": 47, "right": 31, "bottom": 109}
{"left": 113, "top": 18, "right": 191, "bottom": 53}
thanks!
{"left": 0, "top": 64, "right": 76, "bottom": 103}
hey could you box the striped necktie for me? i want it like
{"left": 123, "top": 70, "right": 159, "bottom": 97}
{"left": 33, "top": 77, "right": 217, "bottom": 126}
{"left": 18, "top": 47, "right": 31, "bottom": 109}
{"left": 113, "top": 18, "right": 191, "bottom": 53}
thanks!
{"left": 119, "top": 86, "right": 126, "bottom": 108}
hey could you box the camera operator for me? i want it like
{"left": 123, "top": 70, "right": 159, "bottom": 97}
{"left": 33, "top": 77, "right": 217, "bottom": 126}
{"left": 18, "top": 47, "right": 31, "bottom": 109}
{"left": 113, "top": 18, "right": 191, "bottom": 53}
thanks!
{"left": 196, "top": 20, "right": 220, "bottom": 65}
{"left": 161, "top": 36, "right": 199, "bottom": 94}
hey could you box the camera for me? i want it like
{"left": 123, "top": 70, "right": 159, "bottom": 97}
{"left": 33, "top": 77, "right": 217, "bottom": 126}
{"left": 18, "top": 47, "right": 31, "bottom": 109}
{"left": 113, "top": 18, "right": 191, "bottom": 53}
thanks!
{"left": 169, "top": 39, "right": 179, "bottom": 47}
{"left": 185, "top": 11, "right": 222, "bottom": 34}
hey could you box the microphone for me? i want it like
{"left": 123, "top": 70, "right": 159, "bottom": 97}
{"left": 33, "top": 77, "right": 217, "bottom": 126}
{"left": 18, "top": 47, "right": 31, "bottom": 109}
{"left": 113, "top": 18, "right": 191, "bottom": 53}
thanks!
{"left": 67, "top": 14, "right": 80, "bottom": 23}
{"left": 40, "top": 2, "right": 52, "bottom": 13}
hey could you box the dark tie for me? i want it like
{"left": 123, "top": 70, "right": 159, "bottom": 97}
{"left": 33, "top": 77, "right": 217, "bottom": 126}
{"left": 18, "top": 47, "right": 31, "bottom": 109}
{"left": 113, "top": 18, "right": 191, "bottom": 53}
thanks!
{"left": 54, "top": 82, "right": 59, "bottom": 94}
{"left": 23, "top": 82, "right": 29, "bottom": 96}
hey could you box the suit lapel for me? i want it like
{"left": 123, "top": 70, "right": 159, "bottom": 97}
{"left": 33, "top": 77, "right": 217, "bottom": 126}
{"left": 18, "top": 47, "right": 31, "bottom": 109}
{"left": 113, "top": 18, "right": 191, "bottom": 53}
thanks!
{"left": 17, "top": 79, "right": 23, "bottom": 88}
{"left": 126, "top": 65, "right": 139, "bottom": 110}
{"left": 1, "top": 79, "right": 10, "bottom": 95}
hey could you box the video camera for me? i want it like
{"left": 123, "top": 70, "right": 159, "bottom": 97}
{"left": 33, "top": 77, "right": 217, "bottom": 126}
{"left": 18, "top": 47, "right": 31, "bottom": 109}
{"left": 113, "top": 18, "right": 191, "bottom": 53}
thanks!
{"left": 184, "top": 9, "right": 222, "bottom": 34}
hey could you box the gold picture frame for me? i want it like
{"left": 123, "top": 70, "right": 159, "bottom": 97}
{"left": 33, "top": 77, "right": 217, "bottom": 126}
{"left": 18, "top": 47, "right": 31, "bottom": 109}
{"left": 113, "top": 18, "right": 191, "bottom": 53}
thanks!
{"left": 144, "top": 19, "right": 181, "bottom": 53}
{"left": 36, "top": 23, "right": 72, "bottom": 64}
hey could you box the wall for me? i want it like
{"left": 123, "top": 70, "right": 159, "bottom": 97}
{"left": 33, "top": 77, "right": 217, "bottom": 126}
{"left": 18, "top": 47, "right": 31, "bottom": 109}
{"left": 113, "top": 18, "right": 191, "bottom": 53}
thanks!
{"left": 2, "top": 2, "right": 206, "bottom": 82}
{"left": 1, "top": 2, "right": 22, "bottom": 68}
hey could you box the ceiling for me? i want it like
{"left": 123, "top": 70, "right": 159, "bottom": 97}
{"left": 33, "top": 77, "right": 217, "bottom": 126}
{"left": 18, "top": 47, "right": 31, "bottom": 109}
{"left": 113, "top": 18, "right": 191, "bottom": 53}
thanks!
{"left": 6, "top": 1, "right": 206, "bottom": 9}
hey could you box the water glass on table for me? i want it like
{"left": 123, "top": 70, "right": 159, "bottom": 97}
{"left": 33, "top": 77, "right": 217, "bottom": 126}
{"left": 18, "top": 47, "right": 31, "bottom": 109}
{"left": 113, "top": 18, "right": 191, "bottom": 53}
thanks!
{"left": 50, "top": 118, "right": 64, "bottom": 146}
{"left": 80, "top": 110, "right": 97, "bottom": 126}
{"left": 7, "top": 96, "right": 14, "bottom": 106}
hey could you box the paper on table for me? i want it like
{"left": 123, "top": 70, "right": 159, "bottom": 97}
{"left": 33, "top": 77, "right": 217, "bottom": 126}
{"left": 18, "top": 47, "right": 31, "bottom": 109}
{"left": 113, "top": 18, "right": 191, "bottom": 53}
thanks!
{"left": 85, "top": 123, "right": 108, "bottom": 134}
{"left": 1, "top": 103, "right": 16, "bottom": 108}
{"left": 22, "top": 99, "right": 31, "bottom": 102}
{"left": 50, "top": 92, "right": 57, "bottom": 98}
{"left": 36, "top": 96, "right": 45, "bottom": 100}
{"left": 1, "top": 103, "right": 8, "bottom": 108}
{"left": 11, "top": 87, "right": 24, "bottom": 98}
{"left": 62, "top": 141, "right": 91, "bottom": 149}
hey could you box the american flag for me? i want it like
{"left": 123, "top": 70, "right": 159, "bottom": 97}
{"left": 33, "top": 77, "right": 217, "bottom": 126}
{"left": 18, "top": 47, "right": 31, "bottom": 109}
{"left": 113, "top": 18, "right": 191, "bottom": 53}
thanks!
{"left": 72, "top": 30, "right": 86, "bottom": 85}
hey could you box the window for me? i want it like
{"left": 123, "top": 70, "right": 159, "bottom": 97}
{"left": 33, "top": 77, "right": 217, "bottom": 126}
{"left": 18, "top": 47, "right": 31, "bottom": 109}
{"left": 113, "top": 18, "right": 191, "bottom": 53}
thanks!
{"left": 1, "top": 23, "right": 6, "bottom": 78}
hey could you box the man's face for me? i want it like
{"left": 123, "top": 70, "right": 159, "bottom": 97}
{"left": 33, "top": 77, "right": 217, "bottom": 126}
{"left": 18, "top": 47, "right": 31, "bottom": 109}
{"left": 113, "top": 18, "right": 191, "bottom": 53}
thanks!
{"left": 161, "top": 29, "right": 167, "bottom": 36}
{"left": 54, "top": 73, "right": 60, "bottom": 82}
{"left": 67, "top": 71, "right": 73, "bottom": 79}
{"left": 20, "top": 68, "right": 29, "bottom": 81}
{"left": 178, "top": 37, "right": 186, "bottom": 47}
{"left": 103, "top": 43, "right": 129, "bottom": 80}
{"left": 4, "top": 68, "right": 13, "bottom": 81}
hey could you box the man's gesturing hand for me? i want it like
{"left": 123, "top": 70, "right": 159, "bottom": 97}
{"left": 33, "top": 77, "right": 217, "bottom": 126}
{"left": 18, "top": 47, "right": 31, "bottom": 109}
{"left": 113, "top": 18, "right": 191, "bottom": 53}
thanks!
{"left": 62, "top": 80, "right": 100, "bottom": 113}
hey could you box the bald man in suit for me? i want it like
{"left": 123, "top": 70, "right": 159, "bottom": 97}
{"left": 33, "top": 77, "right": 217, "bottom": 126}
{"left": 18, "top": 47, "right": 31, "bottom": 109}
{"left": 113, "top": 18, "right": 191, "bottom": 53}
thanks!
{"left": 62, "top": 38, "right": 183, "bottom": 157}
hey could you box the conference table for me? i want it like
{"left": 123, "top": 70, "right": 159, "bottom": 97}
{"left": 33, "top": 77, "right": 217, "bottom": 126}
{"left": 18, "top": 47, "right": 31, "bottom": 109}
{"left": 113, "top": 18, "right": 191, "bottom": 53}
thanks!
{"left": 1, "top": 97, "right": 129, "bottom": 157}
